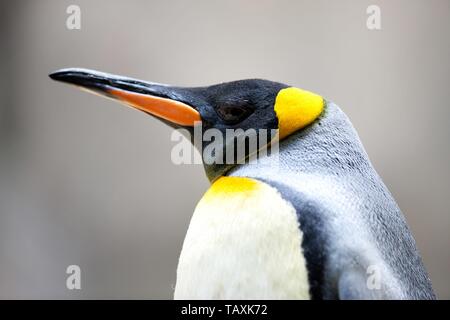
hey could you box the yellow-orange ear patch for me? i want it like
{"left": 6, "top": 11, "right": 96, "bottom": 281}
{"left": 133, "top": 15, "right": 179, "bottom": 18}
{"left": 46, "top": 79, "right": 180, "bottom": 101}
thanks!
{"left": 274, "top": 87, "right": 324, "bottom": 139}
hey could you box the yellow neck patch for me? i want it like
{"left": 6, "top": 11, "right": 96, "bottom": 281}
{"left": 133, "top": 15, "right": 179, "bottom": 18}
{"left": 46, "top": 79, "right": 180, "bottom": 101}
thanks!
{"left": 202, "top": 176, "right": 259, "bottom": 202}
{"left": 274, "top": 87, "right": 324, "bottom": 139}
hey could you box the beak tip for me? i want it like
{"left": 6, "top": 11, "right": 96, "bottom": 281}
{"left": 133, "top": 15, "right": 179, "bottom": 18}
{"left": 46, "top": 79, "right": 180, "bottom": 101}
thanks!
{"left": 49, "top": 68, "right": 87, "bottom": 82}
{"left": 49, "top": 69, "right": 71, "bottom": 83}
{"left": 49, "top": 68, "right": 95, "bottom": 89}
{"left": 48, "top": 71, "right": 60, "bottom": 81}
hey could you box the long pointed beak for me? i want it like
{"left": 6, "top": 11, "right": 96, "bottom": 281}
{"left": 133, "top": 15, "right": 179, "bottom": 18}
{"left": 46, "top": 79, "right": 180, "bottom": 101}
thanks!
{"left": 49, "top": 68, "right": 201, "bottom": 127}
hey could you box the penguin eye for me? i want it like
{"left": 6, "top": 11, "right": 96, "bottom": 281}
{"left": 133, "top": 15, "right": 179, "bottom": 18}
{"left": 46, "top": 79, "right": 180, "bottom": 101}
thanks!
{"left": 215, "top": 104, "right": 254, "bottom": 124}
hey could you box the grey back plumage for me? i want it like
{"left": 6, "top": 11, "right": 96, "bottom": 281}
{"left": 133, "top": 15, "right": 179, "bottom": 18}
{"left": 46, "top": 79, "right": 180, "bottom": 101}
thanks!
{"left": 228, "top": 101, "right": 435, "bottom": 299}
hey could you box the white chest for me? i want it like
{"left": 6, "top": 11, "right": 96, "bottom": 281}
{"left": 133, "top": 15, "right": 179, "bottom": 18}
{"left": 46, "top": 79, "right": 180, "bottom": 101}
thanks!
{"left": 174, "top": 177, "right": 310, "bottom": 300}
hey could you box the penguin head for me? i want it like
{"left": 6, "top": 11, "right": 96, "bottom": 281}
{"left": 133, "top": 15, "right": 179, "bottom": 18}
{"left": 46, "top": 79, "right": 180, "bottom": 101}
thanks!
{"left": 49, "top": 68, "right": 324, "bottom": 181}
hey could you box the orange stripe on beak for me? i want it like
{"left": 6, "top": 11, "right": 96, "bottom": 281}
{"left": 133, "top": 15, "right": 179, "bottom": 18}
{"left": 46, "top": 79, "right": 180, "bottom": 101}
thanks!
{"left": 108, "top": 88, "right": 201, "bottom": 126}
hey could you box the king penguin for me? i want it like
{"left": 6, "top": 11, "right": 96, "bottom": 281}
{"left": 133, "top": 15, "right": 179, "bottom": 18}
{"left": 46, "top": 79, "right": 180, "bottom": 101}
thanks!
{"left": 49, "top": 68, "right": 435, "bottom": 300}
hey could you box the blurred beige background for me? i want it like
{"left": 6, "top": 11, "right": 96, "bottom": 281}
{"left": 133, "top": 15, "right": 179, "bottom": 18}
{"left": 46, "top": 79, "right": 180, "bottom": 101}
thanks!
{"left": 0, "top": 0, "right": 448, "bottom": 299}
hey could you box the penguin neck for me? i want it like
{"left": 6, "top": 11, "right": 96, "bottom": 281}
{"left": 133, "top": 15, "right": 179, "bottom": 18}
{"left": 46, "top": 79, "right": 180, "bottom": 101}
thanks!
{"left": 218, "top": 101, "right": 372, "bottom": 181}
